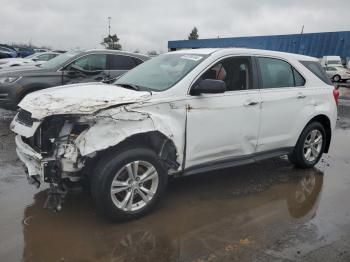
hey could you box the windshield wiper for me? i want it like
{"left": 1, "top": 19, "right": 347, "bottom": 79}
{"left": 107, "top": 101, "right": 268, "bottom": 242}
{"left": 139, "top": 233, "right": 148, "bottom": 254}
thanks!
{"left": 117, "top": 83, "right": 140, "bottom": 91}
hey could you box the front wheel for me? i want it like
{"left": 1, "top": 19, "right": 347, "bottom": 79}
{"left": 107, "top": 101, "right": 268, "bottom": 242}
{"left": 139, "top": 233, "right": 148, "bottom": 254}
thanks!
{"left": 288, "top": 122, "right": 326, "bottom": 168}
{"left": 91, "top": 147, "right": 168, "bottom": 221}
{"left": 333, "top": 75, "right": 341, "bottom": 82}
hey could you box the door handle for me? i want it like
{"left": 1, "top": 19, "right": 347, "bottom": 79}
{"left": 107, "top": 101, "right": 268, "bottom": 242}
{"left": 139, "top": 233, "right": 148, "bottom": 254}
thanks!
{"left": 244, "top": 100, "right": 259, "bottom": 106}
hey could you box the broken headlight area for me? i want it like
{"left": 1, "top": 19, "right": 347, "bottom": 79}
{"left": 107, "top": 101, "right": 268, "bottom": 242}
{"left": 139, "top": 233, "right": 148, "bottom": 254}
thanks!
{"left": 19, "top": 115, "right": 93, "bottom": 211}
{"left": 21, "top": 115, "right": 91, "bottom": 156}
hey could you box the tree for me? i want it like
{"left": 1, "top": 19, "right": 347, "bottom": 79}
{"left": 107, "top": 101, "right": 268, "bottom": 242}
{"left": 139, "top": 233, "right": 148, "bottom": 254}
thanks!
{"left": 101, "top": 34, "right": 122, "bottom": 50}
{"left": 188, "top": 27, "right": 199, "bottom": 40}
{"left": 147, "top": 50, "right": 158, "bottom": 56}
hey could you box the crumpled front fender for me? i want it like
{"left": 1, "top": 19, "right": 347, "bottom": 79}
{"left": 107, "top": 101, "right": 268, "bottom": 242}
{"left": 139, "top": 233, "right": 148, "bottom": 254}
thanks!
{"left": 74, "top": 103, "right": 186, "bottom": 170}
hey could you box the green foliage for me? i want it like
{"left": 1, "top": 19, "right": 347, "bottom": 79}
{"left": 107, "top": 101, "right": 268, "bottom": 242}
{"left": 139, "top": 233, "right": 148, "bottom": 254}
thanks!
{"left": 188, "top": 27, "right": 199, "bottom": 40}
{"left": 147, "top": 50, "right": 158, "bottom": 56}
{"left": 101, "top": 34, "right": 122, "bottom": 50}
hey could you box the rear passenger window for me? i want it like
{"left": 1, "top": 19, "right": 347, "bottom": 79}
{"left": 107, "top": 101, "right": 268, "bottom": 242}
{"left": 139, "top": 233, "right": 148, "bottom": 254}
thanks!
{"left": 109, "top": 55, "right": 143, "bottom": 70}
{"left": 258, "top": 57, "right": 305, "bottom": 88}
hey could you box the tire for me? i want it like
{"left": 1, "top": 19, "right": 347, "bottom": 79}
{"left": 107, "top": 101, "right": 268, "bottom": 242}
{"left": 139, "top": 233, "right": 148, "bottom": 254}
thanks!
{"left": 333, "top": 75, "right": 341, "bottom": 82}
{"left": 91, "top": 146, "right": 168, "bottom": 221}
{"left": 288, "top": 122, "right": 326, "bottom": 168}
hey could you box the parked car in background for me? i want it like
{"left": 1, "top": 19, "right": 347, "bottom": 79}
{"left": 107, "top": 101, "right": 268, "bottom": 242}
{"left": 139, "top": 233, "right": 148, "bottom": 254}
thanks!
{"left": 0, "top": 49, "right": 149, "bottom": 109}
{"left": 320, "top": 55, "right": 342, "bottom": 67}
{"left": 13, "top": 46, "right": 35, "bottom": 57}
{"left": 0, "top": 49, "right": 14, "bottom": 59}
{"left": 0, "top": 52, "right": 60, "bottom": 69}
{"left": 11, "top": 48, "right": 338, "bottom": 221}
{"left": 34, "top": 48, "right": 49, "bottom": 53}
{"left": 324, "top": 64, "right": 350, "bottom": 82}
{"left": 0, "top": 46, "right": 17, "bottom": 58}
{"left": 52, "top": 50, "right": 67, "bottom": 54}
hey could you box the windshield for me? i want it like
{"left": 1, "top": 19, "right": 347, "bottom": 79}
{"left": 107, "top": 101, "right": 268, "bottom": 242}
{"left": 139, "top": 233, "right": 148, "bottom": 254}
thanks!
{"left": 40, "top": 50, "right": 82, "bottom": 69}
{"left": 115, "top": 53, "right": 208, "bottom": 91}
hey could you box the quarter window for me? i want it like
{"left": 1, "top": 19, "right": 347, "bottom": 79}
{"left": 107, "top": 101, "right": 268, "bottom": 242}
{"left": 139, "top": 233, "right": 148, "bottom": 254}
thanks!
{"left": 258, "top": 57, "right": 305, "bottom": 88}
{"left": 109, "top": 55, "right": 143, "bottom": 70}
{"left": 293, "top": 68, "right": 306, "bottom": 86}
{"left": 300, "top": 61, "right": 332, "bottom": 85}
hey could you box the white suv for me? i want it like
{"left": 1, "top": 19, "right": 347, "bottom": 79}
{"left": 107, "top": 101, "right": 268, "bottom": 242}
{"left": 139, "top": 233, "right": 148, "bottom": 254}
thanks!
{"left": 11, "top": 48, "right": 338, "bottom": 221}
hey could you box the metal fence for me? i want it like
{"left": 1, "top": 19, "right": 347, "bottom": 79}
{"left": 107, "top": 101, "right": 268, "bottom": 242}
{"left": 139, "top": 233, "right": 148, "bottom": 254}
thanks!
{"left": 168, "top": 31, "right": 350, "bottom": 59}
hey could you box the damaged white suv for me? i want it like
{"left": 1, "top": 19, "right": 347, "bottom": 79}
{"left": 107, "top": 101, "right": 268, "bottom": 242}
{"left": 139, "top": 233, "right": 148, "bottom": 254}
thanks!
{"left": 11, "top": 48, "right": 338, "bottom": 221}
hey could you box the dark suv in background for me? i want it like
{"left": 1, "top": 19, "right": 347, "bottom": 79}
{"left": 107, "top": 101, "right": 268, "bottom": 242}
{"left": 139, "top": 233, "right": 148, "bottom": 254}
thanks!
{"left": 0, "top": 50, "right": 149, "bottom": 110}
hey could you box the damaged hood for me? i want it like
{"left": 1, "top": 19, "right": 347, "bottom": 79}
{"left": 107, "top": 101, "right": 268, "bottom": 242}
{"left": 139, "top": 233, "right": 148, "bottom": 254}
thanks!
{"left": 18, "top": 83, "right": 152, "bottom": 119}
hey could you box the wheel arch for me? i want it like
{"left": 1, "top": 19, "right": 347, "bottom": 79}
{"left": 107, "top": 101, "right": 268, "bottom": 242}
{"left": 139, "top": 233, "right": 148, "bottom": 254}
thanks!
{"left": 84, "top": 131, "right": 180, "bottom": 175}
{"left": 304, "top": 114, "right": 332, "bottom": 153}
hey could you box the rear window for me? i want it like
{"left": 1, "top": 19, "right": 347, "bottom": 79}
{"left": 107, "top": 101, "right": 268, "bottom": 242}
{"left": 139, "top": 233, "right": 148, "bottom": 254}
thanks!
{"left": 300, "top": 61, "right": 332, "bottom": 85}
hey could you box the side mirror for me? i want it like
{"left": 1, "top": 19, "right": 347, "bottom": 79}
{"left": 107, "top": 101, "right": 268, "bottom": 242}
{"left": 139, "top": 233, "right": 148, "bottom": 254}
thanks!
{"left": 32, "top": 58, "right": 39, "bottom": 62}
{"left": 192, "top": 79, "right": 226, "bottom": 95}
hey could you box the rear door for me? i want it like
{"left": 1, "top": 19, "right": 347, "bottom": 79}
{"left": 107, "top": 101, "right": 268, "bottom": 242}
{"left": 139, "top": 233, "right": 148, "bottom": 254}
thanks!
{"left": 256, "top": 56, "right": 310, "bottom": 153}
{"left": 107, "top": 54, "right": 143, "bottom": 80}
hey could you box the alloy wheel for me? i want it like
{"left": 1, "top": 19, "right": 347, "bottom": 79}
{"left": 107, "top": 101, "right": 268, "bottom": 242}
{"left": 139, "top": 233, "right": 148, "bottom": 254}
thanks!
{"left": 303, "top": 129, "right": 323, "bottom": 162}
{"left": 110, "top": 160, "right": 159, "bottom": 212}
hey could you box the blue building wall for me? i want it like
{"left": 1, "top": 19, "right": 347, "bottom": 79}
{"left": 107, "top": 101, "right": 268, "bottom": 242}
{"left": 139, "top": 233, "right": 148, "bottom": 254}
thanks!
{"left": 168, "top": 31, "right": 350, "bottom": 59}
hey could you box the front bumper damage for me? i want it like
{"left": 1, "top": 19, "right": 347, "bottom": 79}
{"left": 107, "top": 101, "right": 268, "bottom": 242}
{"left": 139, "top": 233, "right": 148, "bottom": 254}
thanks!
{"left": 14, "top": 113, "right": 87, "bottom": 211}
{"left": 15, "top": 135, "right": 43, "bottom": 187}
{"left": 15, "top": 135, "right": 68, "bottom": 210}
{"left": 12, "top": 99, "right": 185, "bottom": 212}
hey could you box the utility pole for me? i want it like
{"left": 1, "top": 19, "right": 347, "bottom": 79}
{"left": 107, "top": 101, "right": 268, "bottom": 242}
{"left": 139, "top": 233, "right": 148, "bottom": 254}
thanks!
{"left": 108, "top": 17, "right": 111, "bottom": 36}
{"left": 300, "top": 25, "right": 304, "bottom": 35}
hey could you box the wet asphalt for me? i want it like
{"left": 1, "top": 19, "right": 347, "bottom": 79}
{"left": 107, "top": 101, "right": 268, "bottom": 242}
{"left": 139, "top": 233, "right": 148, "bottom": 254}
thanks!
{"left": 0, "top": 88, "right": 350, "bottom": 262}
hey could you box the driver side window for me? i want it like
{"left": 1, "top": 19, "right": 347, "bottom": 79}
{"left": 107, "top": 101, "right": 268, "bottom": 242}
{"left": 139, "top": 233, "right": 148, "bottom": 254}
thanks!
{"left": 199, "top": 56, "right": 252, "bottom": 91}
{"left": 70, "top": 54, "right": 107, "bottom": 71}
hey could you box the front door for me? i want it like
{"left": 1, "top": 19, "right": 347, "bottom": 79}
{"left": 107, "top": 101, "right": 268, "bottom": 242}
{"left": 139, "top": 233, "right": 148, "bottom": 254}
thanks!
{"left": 185, "top": 56, "right": 261, "bottom": 168}
{"left": 62, "top": 53, "right": 109, "bottom": 85}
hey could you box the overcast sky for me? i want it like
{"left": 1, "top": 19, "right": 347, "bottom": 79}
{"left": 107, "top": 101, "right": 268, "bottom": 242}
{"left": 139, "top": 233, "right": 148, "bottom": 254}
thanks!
{"left": 1, "top": 0, "right": 349, "bottom": 53}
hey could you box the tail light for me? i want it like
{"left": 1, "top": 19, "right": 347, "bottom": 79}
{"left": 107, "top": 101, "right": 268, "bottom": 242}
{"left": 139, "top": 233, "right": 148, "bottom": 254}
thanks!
{"left": 333, "top": 86, "right": 340, "bottom": 105}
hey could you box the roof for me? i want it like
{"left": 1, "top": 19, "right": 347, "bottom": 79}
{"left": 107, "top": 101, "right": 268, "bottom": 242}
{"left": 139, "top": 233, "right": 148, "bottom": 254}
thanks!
{"left": 170, "top": 48, "right": 318, "bottom": 61}
{"left": 169, "top": 48, "right": 220, "bottom": 55}
{"left": 85, "top": 49, "right": 149, "bottom": 59}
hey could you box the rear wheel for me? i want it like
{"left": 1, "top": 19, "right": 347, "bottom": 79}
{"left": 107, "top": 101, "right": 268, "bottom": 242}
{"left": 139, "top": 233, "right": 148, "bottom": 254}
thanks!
{"left": 288, "top": 122, "right": 326, "bottom": 168}
{"left": 91, "top": 147, "right": 168, "bottom": 221}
